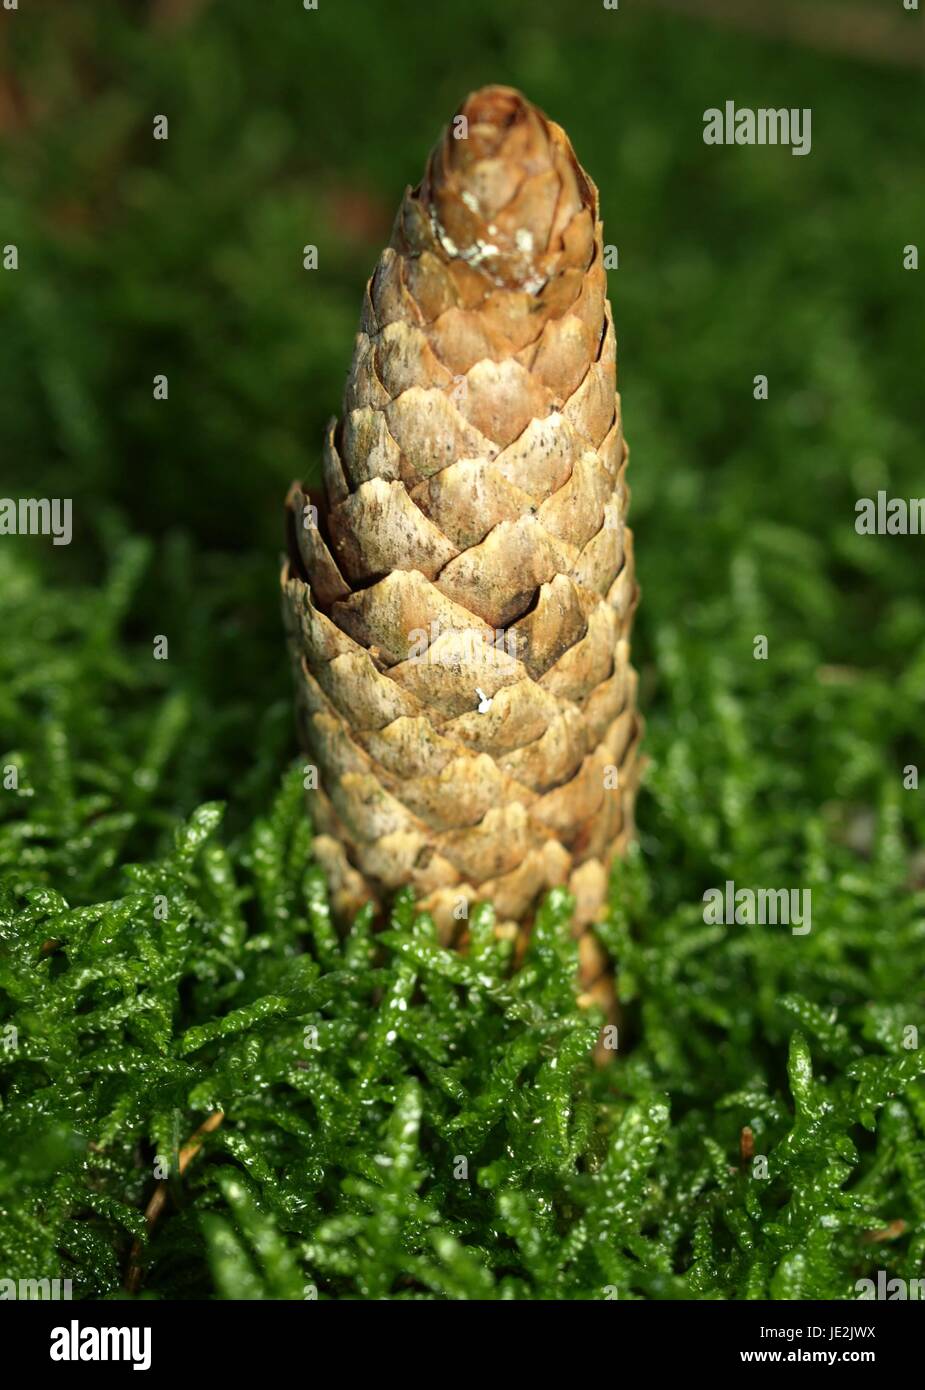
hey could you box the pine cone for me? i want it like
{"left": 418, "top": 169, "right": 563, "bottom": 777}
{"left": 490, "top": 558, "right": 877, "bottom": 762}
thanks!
{"left": 282, "top": 86, "right": 641, "bottom": 989}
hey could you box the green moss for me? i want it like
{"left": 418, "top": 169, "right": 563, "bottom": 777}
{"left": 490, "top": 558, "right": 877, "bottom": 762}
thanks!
{"left": 1, "top": 533, "right": 923, "bottom": 1300}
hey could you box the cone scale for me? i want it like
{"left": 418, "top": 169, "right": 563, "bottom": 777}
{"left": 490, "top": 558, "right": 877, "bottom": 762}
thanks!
{"left": 282, "top": 86, "right": 641, "bottom": 991}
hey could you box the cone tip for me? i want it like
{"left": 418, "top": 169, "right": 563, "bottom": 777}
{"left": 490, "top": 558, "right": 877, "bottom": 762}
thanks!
{"left": 416, "top": 85, "right": 595, "bottom": 292}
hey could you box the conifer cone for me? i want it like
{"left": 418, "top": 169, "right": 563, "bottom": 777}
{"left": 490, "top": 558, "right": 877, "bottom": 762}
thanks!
{"left": 281, "top": 86, "right": 641, "bottom": 991}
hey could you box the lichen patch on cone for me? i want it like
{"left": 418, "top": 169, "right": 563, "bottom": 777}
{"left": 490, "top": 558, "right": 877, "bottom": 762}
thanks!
{"left": 282, "top": 86, "right": 642, "bottom": 976}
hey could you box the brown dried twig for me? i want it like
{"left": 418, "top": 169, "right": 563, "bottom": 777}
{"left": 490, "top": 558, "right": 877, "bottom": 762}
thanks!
{"left": 149, "top": 0, "right": 215, "bottom": 31}
{"left": 739, "top": 1125, "right": 756, "bottom": 1164}
{"left": 862, "top": 1219, "right": 907, "bottom": 1244}
{"left": 646, "top": 0, "right": 925, "bottom": 72}
{"left": 125, "top": 1110, "right": 224, "bottom": 1295}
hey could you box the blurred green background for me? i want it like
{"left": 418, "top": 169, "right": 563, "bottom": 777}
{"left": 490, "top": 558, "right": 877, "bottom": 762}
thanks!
{"left": 1, "top": 0, "right": 924, "bottom": 1301}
